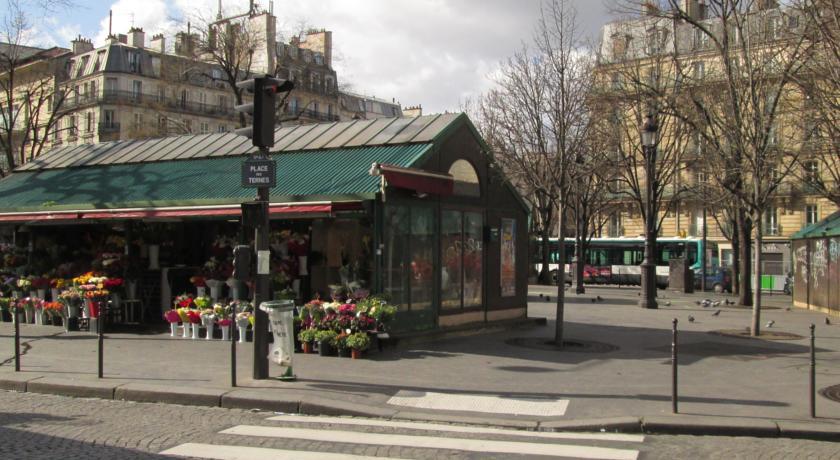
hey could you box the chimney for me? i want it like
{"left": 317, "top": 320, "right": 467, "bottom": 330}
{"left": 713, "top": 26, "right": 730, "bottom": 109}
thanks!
{"left": 174, "top": 31, "right": 196, "bottom": 57}
{"left": 128, "top": 27, "right": 145, "bottom": 48}
{"left": 118, "top": 34, "right": 127, "bottom": 44}
{"left": 299, "top": 30, "right": 333, "bottom": 68}
{"left": 71, "top": 35, "right": 94, "bottom": 55}
{"left": 150, "top": 33, "right": 165, "bottom": 53}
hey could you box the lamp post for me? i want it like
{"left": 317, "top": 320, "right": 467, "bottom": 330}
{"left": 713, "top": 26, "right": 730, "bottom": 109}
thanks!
{"left": 639, "top": 113, "right": 658, "bottom": 309}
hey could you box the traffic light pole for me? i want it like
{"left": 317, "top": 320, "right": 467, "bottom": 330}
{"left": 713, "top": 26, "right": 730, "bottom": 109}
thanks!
{"left": 253, "top": 147, "right": 271, "bottom": 380}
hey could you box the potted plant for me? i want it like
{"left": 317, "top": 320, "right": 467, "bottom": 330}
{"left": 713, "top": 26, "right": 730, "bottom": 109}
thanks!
{"left": 314, "top": 329, "right": 338, "bottom": 356}
{"left": 335, "top": 332, "right": 350, "bottom": 358}
{"left": 297, "top": 328, "right": 317, "bottom": 353}
{"left": 345, "top": 332, "right": 370, "bottom": 359}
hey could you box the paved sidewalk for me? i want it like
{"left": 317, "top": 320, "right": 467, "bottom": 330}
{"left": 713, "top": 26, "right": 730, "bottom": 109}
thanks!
{"left": 1, "top": 285, "right": 839, "bottom": 440}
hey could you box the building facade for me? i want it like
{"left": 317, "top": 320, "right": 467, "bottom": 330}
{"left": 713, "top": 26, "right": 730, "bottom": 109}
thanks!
{"left": 594, "top": 0, "right": 838, "bottom": 277}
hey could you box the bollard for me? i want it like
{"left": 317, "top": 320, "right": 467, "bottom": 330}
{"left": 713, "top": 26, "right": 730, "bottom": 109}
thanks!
{"left": 810, "top": 324, "right": 815, "bottom": 418}
{"left": 231, "top": 303, "right": 237, "bottom": 388}
{"left": 14, "top": 307, "right": 20, "bottom": 372}
{"left": 672, "top": 318, "right": 678, "bottom": 414}
{"left": 97, "top": 302, "right": 104, "bottom": 379}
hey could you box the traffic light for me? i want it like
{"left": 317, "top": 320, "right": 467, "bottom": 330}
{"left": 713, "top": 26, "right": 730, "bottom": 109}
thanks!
{"left": 232, "top": 245, "right": 252, "bottom": 281}
{"left": 234, "top": 76, "right": 294, "bottom": 148}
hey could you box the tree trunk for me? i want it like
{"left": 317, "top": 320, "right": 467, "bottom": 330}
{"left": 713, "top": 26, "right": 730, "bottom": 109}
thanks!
{"left": 738, "top": 211, "right": 753, "bottom": 307}
{"left": 731, "top": 216, "right": 741, "bottom": 295}
{"left": 751, "top": 217, "right": 763, "bottom": 336}
{"left": 538, "top": 227, "right": 552, "bottom": 284}
{"left": 555, "top": 200, "right": 567, "bottom": 347}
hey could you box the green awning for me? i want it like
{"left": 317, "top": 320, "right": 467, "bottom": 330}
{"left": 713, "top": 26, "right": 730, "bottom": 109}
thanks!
{"left": 0, "top": 144, "right": 431, "bottom": 213}
{"left": 791, "top": 211, "right": 840, "bottom": 239}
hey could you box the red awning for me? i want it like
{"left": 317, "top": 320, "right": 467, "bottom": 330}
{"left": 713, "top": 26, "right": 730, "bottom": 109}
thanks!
{"left": 0, "top": 202, "right": 364, "bottom": 223}
{"left": 374, "top": 163, "right": 454, "bottom": 196}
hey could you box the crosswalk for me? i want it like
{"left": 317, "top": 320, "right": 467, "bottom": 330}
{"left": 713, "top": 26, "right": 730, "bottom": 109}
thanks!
{"left": 159, "top": 414, "right": 643, "bottom": 460}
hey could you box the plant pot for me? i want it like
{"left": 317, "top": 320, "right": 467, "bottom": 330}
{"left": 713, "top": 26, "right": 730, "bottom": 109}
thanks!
{"left": 318, "top": 340, "right": 334, "bottom": 356}
{"left": 302, "top": 341, "right": 313, "bottom": 354}
{"left": 351, "top": 349, "right": 363, "bottom": 359}
{"left": 337, "top": 347, "right": 350, "bottom": 358}
{"left": 197, "top": 286, "right": 206, "bottom": 297}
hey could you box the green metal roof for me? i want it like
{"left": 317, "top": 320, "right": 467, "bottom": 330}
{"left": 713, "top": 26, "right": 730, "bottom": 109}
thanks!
{"left": 0, "top": 144, "right": 430, "bottom": 212}
{"left": 791, "top": 211, "right": 840, "bottom": 239}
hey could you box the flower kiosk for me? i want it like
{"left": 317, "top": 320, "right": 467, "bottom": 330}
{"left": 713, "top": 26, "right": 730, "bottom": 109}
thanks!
{"left": 0, "top": 113, "right": 530, "bottom": 338}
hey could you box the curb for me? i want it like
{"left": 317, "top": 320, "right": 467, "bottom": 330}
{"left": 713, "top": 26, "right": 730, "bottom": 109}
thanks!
{"left": 2, "top": 377, "right": 839, "bottom": 441}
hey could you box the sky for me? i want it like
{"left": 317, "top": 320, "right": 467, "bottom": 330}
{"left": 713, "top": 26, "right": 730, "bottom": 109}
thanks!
{"left": 16, "top": 0, "right": 613, "bottom": 114}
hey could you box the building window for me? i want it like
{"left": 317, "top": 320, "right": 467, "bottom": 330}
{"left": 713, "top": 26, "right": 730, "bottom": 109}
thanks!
{"left": 692, "top": 61, "right": 705, "bottom": 80}
{"left": 132, "top": 80, "right": 142, "bottom": 100}
{"left": 90, "top": 80, "right": 97, "bottom": 99}
{"left": 806, "top": 205, "right": 818, "bottom": 226}
{"left": 104, "top": 110, "right": 115, "bottom": 128}
{"left": 105, "top": 77, "right": 118, "bottom": 93}
{"left": 693, "top": 28, "right": 709, "bottom": 49}
{"left": 85, "top": 112, "right": 93, "bottom": 132}
{"left": 200, "top": 122, "right": 209, "bottom": 134}
{"left": 127, "top": 51, "right": 140, "bottom": 73}
{"left": 763, "top": 207, "right": 779, "bottom": 236}
{"left": 441, "top": 209, "right": 483, "bottom": 310}
{"left": 133, "top": 113, "right": 143, "bottom": 130}
{"left": 217, "top": 124, "right": 227, "bottom": 133}
{"left": 803, "top": 160, "right": 819, "bottom": 184}
{"left": 384, "top": 205, "right": 437, "bottom": 324}
{"left": 449, "top": 159, "right": 481, "bottom": 197}
{"left": 768, "top": 16, "right": 782, "bottom": 40}
{"left": 608, "top": 212, "right": 622, "bottom": 237}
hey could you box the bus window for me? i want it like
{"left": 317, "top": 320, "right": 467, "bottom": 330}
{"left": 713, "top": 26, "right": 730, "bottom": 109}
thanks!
{"left": 687, "top": 245, "right": 698, "bottom": 265}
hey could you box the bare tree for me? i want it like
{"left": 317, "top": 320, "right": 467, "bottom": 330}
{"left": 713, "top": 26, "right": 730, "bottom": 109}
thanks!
{"left": 479, "top": 0, "right": 593, "bottom": 346}
{"left": 628, "top": 0, "right": 813, "bottom": 335}
{"left": 0, "top": 0, "right": 73, "bottom": 177}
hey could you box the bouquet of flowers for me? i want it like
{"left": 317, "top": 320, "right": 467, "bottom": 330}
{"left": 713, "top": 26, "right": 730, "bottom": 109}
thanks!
{"left": 30, "top": 276, "right": 50, "bottom": 290}
{"left": 43, "top": 301, "right": 65, "bottom": 318}
{"left": 58, "top": 288, "right": 83, "bottom": 305}
{"left": 17, "top": 296, "right": 42, "bottom": 312}
{"left": 193, "top": 296, "right": 211, "bottom": 310}
{"left": 189, "top": 276, "right": 206, "bottom": 288}
{"left": 17, "top": 277, "right": 32, "bottom": 291}
{"left": 72, "top": 272, "right": 95, "bottom": 287}
{"left": 214, "top": 303, "right": 233, "bottom": 327}
{"left": 235, "top": 311, "right": 252, "bottom": 328}
{"left": 51, "top": 278, "right": 68, "bottom": 290}
{"left": 163, "top": 309, "right": 182, "bottom": 323}
{"left": 83, "top": 289, "right": 110, "bottom": 299}
{"left": 173, "top": 294, "right": 194, "bottom": 309}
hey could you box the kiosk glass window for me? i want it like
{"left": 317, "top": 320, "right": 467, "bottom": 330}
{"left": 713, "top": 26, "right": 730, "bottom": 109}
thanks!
{"left": 463, "top": 212, "right": 483, "bottom": 307}
{"left": 384, "top": 206, "right": 410, "bottom": 311}
{"left": 410, "top": 207, "right": 435, "bottom": 312}
{"left": 441, "top": 210, "right": 463, "bottom": 310}
{"left": 441, "top": 209, "right": 484, "bottom": 309}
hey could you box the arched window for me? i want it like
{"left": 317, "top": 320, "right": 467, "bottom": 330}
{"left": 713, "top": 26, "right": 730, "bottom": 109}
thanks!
{"left": 448, "top": 159, "right": 480, "bottom": 197}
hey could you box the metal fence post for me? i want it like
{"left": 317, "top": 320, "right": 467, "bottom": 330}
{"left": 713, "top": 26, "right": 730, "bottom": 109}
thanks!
{"left": 672, "top": 318, "right": 678, "bottom": 414}
{"left": 810, "top": 323, "right": 816, "bottom": 418}
{"left": 97, "top": 302, "right": 104, "bottom": 379}
{"left": 14, "top": 306, "right": 20, "bottom": 372}
{"left": 231, "top": 302, "right": 237, "bottom": 388}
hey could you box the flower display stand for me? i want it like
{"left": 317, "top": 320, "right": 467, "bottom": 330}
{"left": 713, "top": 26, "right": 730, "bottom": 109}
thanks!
{"left": 191, "top": 323, "right": 200, "bottom": 339}
{"left": 220, "top": 324, "right": 230, "bottom": 341}
{"left": 182, "top": 322, "right": 192, "bottom": 339}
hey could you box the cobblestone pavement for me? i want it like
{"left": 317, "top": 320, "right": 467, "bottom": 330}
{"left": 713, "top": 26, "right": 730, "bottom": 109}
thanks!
{"left": 2, "top": 391, "right": 840, "bottom": 460}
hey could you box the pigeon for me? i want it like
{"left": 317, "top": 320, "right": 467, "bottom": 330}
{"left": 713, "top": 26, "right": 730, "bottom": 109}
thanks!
{"left": 785, "top": 307, "right": 791, "bottom": 311}
{"left": 591, "top": 298, "right": 597, "bottom": 303}
{"left": 688, "top": 315, "right": 695, "bottom": 323}
{"left": 766, "top": 320, "right": 775, "bottom": 328}
{"left": 725, "top": 299, "right": 734, "bottom": 306}
{"left": 539, "top": 293, "right": 544, "bottom": 298}
{"left": 825, "top": 317, "right": 831, "bottom": 325}
{"left": 712, "top": 310, "right": 721, "bottom": 316}
{"left": 664, "top": 301, "right": 671, "bottom": 306}
{"left": 637, "top": 292, "right": 641, "bottom": 296}
{"left": 596, "top": 295, "right": 604, "bottom": 302}
{"left": 695, "top": 300, "right": 702, "bottom": 306}
{"left": 546, "top": 296, "right": 550, "bottom": 302}
{"left": 712, "top": 301, "right": 722, "bottom": 307}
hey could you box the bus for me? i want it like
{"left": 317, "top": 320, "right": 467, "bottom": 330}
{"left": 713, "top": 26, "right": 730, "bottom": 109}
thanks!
{"left": 531, "top": 237, "right": 730, "bottom": 292}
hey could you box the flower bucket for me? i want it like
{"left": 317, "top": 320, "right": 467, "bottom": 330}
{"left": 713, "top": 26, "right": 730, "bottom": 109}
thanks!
{"left": 50, "top": 288, "right": 59, "bottom": 301}
{"left": 302, "top": 342, "right": 313, "bottom": 354}
{"left": 298, "top": 256, "right": 308, "bottom": 276}
{"left": 206, "top": 280, "right": 223, "bottom": 300}
{"left": 220, "top": 324, "right": 230, "bottom": 341}
{"left": 191, "top": 323, "right": 200, "bottom": 339}
{"left": 318, "top": 340, "right": 333, "bottom": 357}
{"left": 30, "top": 290, "right": 38, "bottom": 299}
{"left": 197, "top": 286, "right": 207, "bottom": 297}
{"left": 87, "top": 300, "right": 100, "bottom": 318}
{"left": 67, "top": 303, "right": 81, "bottom": 319}
{"left": 351, "top": 349, "right": 363, "bottom": 359}
{"left": 238, "top": 326, "right": 248, "bottom": 343}
{"left": 182, "top": 322, "right": 192, "bottom": 339}
{"left": 24, "top": 308, "right": 33, "bottom": 324}
{"left": 12, "top": 291, "right": 22, "bottom": 299}
{"left": 34, "top": 310, "right": 44, "bottom": 325}
{"left": 37, "top": 289, "right": 46, "bottom": 300}
{"left": 127, "top": 281, "right": 138, "bottom": 299}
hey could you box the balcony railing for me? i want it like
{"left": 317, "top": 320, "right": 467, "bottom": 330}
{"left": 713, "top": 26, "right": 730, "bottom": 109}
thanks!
{"left": 763, "top": 224, "right": 782, "bottom": 236}
{"left": 98, "top": 122, "right": 120, "bottom": 134}
{"left": 61, "top": 90, "right": 237, "bottom": 119}
{"left": 282, "top": 106, "right": 339, "bottom": 122}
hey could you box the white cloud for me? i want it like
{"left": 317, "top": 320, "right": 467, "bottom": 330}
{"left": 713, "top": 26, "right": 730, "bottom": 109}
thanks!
{"left": 92, "top": 0, "right": 179, "bottom": 46}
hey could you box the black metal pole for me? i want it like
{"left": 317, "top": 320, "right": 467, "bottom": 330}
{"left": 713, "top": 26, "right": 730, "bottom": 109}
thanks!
{"left": 640, "top": 144, "right": 658, "bottom": 309}
{"left": 253, "top": 147, "right": 271, "bottom": 380}
{"left": 672, "top": 318, "right": 678, "bottom": 414}
{"left": 810, "top": 323, "right": 816, "bottom": 418}
{"left": 701, "top": 206, "right": 707, "bottom": 292}
{"left": 97, "top": 302, "right": 104, "bottom": 379}
{"left": 231, "top": 301, "right": 237, "bottom": 387}
{"left": 14, "top": 306, "right": 20, "bottom": 372}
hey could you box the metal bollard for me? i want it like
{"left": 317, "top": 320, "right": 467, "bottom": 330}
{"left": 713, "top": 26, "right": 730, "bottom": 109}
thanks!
{"left": 672, "top": 318, "right": 678, "bottom": 414}
{"left": 810, "top": 324, "right": 815, "bottom": 418}
{"left": 14, "top": 307, "right": 20, "bottom": 372}
{"left": 97, "top": 303, "right": 104, "bottom": 379}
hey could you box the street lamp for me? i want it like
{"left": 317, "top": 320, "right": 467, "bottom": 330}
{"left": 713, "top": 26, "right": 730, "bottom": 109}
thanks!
{"left": 640, "top": 113, "right": 658, "bottom": 309}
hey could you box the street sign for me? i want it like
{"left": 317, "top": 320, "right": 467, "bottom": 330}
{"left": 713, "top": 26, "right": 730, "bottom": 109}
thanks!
{"left": 242, "top": 158, "right": 276, "bottom": 188}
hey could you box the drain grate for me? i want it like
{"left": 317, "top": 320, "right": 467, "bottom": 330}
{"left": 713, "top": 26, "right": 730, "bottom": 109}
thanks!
{"left": 819, "top": 384, "right": 840, "bottom": 404}
{"left": 504, "top": 337, "right": 619, "bottom": 353}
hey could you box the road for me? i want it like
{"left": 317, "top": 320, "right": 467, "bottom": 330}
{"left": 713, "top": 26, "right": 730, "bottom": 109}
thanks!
{"left": 2, "top": 391, "right": 839, "bottom": 460}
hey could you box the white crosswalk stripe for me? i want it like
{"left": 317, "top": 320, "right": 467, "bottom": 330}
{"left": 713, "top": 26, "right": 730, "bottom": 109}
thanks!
{"left": 161, "top": 414, "right": 641, "bottom": 460}
{"left": 387, "top": 390, "right": 571, "bottom": 416}
{"left": 266, "top": 414, "right": 645, "bottom": 443}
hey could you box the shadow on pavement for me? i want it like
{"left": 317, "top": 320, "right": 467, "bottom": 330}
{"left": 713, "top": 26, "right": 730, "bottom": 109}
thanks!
{"left": 0, "top": 425, "right": 168, "bottom": 459}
